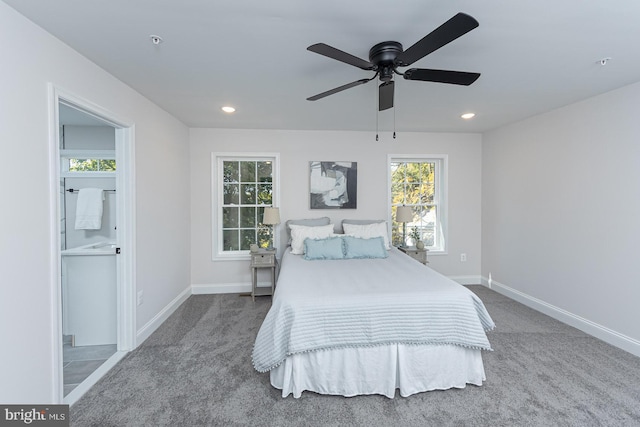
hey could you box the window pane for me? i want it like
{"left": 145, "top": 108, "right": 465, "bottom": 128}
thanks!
{"left": 257, "top": 161, "right": 272, "bottom": 182}
{"left": 223, "top": 161, "right": 239, "bottom": 183}
{"left": 240, "top": 207, "right": 256, "bottom": 228}
{"left": 391, "top": 224, "right": 404, "bottom": 247}
{"left": 391, "top": 162, "right": 405, "bottom": 181}
{"left": 257, "top": 226, "right": 271, "bottom": 248}
{"left": 420, "top": 162, "right": 435, "bottom": 182}
{"left": 421, "top": 183, "right": 434, "bottom": 204}
{"left": 257, "top": 207, "right": 265, "bottom": 226}
{"left": 241, "top": 184, "right": 256, "bottom": 204}
{"left": 240, "top": 229, "right": 256, "bottom": 250}
{"left": 223, "top": 184, "right": 239, "bottom": 205}
{"left": 419, "top": 206, "right": 436, "bottom": 246}
{"left": 222, "top": 207, "right": 239, "bottom": 228}
{"left": 391, "top": 183, "right": 404, "bottom": 204}
{"left": 240, "top": 161, "right": 256, "bottom": 182}
{"left": 69, "top": 159, "right": 98, "bottom": 171}
{"left": 405, "top": 184, "right": 421, "bottom": 204}
{"left": 405, "top": 163, "right": 421, "bottom": 183}
{"left": 99, "top": 159, "right": 117, "bottom": 171}
{"left": 257, "top": 184, "right": 273, "bottom": 205}
{"left": 223, "top": 229, "right": 239, "bottom": 251}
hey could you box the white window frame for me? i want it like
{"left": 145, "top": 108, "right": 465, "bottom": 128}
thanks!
{"left": 60, "top": 149, "right": 116, "bottom": 177}
{"left": 388, "top": 154, "right": 448, "bottom": 254}
{"left": 212, "top": 152, "right": 280, "bottom": 261}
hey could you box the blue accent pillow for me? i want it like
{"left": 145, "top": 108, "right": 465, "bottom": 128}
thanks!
{"left": 343, "top": 236, "right": 388, "bottom": 259}
{"left": 303, "top": 236, "right": 345, "bottom": 260}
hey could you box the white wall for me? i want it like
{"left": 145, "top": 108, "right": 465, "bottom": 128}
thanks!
{"left": 62, "top": 125, "right": 115, "bottom": 150}
{"left": 0, "top": 2, "right": 190, "bottom": 403}
{"left": 482, "top": 81, "right": 640, "bottom": 351}
{"left": 63, "top": 177, "right": 117, "bottom": 249}
{"left": 190, "top": 128, "right": 482, "bottom": 287}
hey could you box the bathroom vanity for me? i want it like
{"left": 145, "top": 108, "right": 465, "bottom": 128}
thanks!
{"left": 61, "top": 241, "right": 117, "bottom": 346}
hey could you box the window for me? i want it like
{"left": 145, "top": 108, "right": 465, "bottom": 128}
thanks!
{"left": 61, "top": 150, "right": 116, "bottom": 176}
{"left": 213, "top": 153, "right": 279, "bottom": 259}
{"left": 68, "top": 158, "right": 116, "bottom": 172}
{"left": 389, "top": 155, "right": 447, "bottom": 252}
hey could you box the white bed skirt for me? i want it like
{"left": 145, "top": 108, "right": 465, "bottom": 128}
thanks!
{"left": 270, "top": 344, "right": 486, "bottom": 398}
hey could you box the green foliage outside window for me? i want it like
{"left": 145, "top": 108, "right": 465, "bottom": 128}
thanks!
{"left": 222, "top": 160, "right": 274, "bottom": 251}
{"left": 68, "top": 158, "right": 116, "bottom": 172}
{"left": 390, "top": 161, "right": 437, "bottom": 247}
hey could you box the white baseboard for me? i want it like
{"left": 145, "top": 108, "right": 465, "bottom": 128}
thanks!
{"left": 191, "top": 282, "right": 275, "bottom": 294}
{"left": 136, "top": 285, "right": 192, "bottom": 345}
{"left": 481, "top": 277, "right": 640, "bottom": 358}
{"left": 449, "top": 275, "right": 483, "bottom": 285}
{"left": 191, "top": 282, "right": 250, "bottom": 295}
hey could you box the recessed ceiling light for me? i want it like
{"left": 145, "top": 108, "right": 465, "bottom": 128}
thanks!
{"left": 461, "top": 113, "right": 475, "bottom": 119}
{"left": 150, "top": 35, "right": 163, "bottom": 45}
{"left": 221, "top": 106, "right": 236, "bottom": 113}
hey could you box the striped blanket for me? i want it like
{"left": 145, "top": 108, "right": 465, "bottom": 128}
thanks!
{"left": 252, "top": 248, "right": 494, "bottom": 373}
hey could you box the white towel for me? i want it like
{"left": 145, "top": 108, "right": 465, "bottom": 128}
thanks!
{"left": 75, "top": 188, "right": 104, "bottom": 230}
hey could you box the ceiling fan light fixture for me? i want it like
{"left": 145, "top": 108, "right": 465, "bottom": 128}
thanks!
{"left": 221, "top": 106, "right": 236, "bottom": 113}
{"left": 461, "top": 112, "right": 475, "bottom": 119}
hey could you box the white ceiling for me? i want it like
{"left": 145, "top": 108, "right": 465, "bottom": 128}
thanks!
{"left": 5, "top": 0, "right": 640, "bottom": 133}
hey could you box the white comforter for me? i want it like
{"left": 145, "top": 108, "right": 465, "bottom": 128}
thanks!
{"left": 252, "top": 247, "right": 494, "bottom": 373}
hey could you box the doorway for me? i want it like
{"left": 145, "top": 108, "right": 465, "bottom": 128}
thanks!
{"left": 50, "top": 86, "right": 136, "bottom": 405}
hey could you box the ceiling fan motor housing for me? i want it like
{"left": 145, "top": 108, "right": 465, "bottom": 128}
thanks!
{"left": 369, "top": 41, "right": 403, "bottom": 81}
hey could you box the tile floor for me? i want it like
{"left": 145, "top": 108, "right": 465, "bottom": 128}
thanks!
{"left": 63, "top": 335, "right": 116, "bottom": 396}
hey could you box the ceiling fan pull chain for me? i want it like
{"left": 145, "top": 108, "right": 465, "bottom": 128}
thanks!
{"left": 376, "top": 89, "right": 379, "bottom": 141}
{"left": 393, "top": 105, "right": 397, "bottom": 139}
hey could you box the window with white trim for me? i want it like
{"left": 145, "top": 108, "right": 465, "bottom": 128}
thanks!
{"left": 60, "top": 150, "right": 116, "bottom": 176}
{"left": 390, "top": 156, "right": 447, "bottom": 252}
{"left": 213, "top": 154, "right": 279, "bottom": 258}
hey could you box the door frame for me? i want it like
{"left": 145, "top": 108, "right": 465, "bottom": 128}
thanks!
{"left": 48, "top": 84, "right": 136, "bottom": 403}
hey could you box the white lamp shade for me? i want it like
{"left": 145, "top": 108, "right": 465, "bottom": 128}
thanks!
{"left": 262, "top": 207, "right": 281, "bottom": 225}
{"left": 396, "top": 206, "right": 413, "bottom": 223}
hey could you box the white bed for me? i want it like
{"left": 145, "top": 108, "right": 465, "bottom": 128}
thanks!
{"left": 252, "top": 244, "right": 495, "bottom": 398}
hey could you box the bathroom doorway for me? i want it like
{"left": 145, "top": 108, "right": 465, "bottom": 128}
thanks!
{"left": 50, "top": 87, "right": 136, "bottom": 404}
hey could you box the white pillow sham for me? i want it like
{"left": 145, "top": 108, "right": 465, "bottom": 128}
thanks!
{"left": 289, "top": 223, "right": 335, "bottom": 254}
{"left": 342, "top": 221, "right": 390, "bottom": 250}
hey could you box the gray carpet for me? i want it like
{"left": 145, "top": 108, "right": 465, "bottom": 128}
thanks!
{"left": 70, "top": 286, "right": 640, "bottom": 426}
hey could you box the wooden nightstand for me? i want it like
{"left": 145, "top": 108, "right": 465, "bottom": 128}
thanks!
{"left": 398, "top": 246, "right": 429, "bottom": 265}
{"left": 250, "top": 249, "right": 277, "bottom": 301}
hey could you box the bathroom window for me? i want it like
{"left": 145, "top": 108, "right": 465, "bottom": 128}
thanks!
{"left": 61, "top": 150, "right": 116, "bottom": 176}
{"left": 213, "top": 153, "right": 280, "bottom": 260}
{"left": 68, "top": 158, "right": 116, "bottom": 172}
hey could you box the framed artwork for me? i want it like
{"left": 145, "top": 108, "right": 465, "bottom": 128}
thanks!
{"left": 309, "top": 161, "right": 357, "bottom": 209}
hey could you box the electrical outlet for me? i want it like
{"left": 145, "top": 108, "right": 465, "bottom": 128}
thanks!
{"left": 137, "top": 290, "right": 144, "bottom": 306}
{"left": 460, "top": 253, "right": 467, "bottom": 262}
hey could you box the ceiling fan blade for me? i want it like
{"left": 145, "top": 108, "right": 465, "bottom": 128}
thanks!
{"left": 403, "top": 68, "right": 480, "bottom": 85}
{"left": 307, "top": 78, "right": 372, "bottom": 101}
{"left": 396, "top": 13, "right": 479, "bottom": 66}
{"left": 307, "top": 43, "right": 374, "bottom": 70}
{"left": 379, "top": 81, "right": 394, "bottom": 111}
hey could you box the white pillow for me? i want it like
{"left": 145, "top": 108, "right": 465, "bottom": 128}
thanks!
{"left": 289, "top": 223, "right": 335, "bottom": 254}
{"left": 342, "top": 221, "right": 390, "bottom": 250}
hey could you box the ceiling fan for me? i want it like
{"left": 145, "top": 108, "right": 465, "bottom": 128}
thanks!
{"left": 306, "top": 12, "right": 481, "bottom": 111}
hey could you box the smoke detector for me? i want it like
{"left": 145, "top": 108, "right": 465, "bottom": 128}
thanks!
{"left": 150, "top": 35, "right": 163, "bottom": 45}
